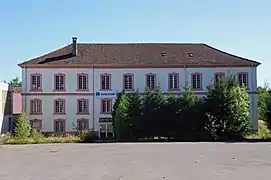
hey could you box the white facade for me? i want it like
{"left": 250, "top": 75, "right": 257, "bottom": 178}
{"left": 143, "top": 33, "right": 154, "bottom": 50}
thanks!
{"left": 21, "top": 66, "right": 258, "bottom": 134}
{"left": 0, "top": 83, "right": 12, "bottom": 134}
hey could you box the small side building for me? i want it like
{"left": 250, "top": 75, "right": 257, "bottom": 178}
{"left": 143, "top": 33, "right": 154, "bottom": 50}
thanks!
{"left": 0, "top": 83, "right": 22, "bottom": 134}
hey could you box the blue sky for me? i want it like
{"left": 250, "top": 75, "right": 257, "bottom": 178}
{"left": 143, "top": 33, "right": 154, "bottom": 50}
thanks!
{"left": 0, "top": 0, "right": 270, "bottom": 86}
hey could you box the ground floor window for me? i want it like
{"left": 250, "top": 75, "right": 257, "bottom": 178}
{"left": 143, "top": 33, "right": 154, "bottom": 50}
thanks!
{"left": 30, "top": 119, "right": 42, "bottom": 131}
{"left": 77, "top": 118, "right": 89, "bottom": 131}
{"left": 54, "top": 119, "right": 65, "bottom": 132}
{"left": 99, "top": 118, "right": 113, "bottom": 139}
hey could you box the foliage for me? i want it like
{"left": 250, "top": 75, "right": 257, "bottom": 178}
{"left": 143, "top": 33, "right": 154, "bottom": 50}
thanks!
{"left": 77, "top": 130, "right": 99, "bottom": 143}
{"left": 257, "top": 83, "right": 271, "bottom": 121}
{"left": 14, "top": 112, "right": 31, "bottom": 139}
{"left": 204, "top": 75, "right": 250, "bottom": 140}
{"left": 112, "top": 76, "right": 252, "bottom": 142}
{"left": 31, "top": 129, "right": 44, "bottom": 143}
{"left": 112, "top": 90, "right": 125, "bottom": 134}
{"left": 246, "top": 120, "right": 271, "bottom": 139}
{"left": 5, "top": 77, "right": 22, "bottom": 87}
{"left": 114, "top": 92, "right": 130, "bottom": 141}
{"left": 127, "top": 89, "right": 142, "bottom": 139}
{"left": 5, "top": 136, "right": 81, "bottom": 144}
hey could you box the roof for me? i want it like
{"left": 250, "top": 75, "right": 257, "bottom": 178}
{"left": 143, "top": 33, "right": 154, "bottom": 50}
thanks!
{"left": 18, "top": 43, "right": 261, "bottom": 67}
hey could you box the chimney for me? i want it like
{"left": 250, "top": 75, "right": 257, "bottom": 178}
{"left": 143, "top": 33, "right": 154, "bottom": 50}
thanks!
{"left": 72, "top": 37, "right": 77, "bottom": 56}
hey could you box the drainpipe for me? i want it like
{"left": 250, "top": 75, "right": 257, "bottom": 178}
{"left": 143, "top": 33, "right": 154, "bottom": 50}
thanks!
{"left": 92, "top": 64, "right": 95, "bottom": 132}
{"left": 24, "top": 67, "right": 27, "bottom": 113}
{"left": 184, "top": 65, "right": 187, "bottom": 84}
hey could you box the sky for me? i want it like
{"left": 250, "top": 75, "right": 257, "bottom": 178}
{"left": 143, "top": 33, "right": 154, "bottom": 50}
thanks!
{"left": 0, "top": 0, "right": 270, "bottom": 86}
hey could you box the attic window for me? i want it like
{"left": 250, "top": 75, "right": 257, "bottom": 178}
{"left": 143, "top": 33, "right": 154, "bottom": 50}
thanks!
{"left": 188, "top": 53, "right": 193, "bottom": 57}
{"left": 161, "top": 52, "right": 167, "bottom": 56}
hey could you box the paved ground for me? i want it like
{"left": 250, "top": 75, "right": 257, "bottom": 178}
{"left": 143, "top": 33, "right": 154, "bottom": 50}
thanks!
{"left": 0, "top": 143, "right": 271, "bottom": 180}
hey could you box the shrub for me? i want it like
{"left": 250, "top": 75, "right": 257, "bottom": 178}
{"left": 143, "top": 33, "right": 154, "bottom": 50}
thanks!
{"left": 31, "top": 129, "right": 44, "bottom": 143}
{"left": 77, "top": 130, "right": 98, "bottom": 143}
{"left": 14, "top": 112, "right": 31, "bottom": 139}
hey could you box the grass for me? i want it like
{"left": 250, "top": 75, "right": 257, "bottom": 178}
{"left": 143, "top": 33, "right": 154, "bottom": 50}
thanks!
{"left": 5, "top": 136, "right": 81, "bottom": 144}
{"left": 245, "top": 120, "right": 271, "bottom": 140}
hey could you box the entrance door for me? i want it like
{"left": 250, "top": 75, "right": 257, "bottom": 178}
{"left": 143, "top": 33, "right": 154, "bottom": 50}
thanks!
{"left": 99, "top": 123, "right": 114, "bottom": 139}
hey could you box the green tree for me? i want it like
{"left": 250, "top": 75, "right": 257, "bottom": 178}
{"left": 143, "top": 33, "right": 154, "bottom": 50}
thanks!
{"left": 112, "top": 90, "right": 125, "bottom": 134}
{"left": 176, "top": 83, "right": 203, "bottom": 139}
{"left": 6, "top": 77, "right": 22, "bottom": 87}
{"left": 141, "top": 88, "right": 154, "bottom": 138}
{"left": 152, "top": 86, "right": 166, "bottom": 137}
{"left": 114, "top": 92, "right": 129, "bottom": 141}
{"left": 258, "top": 83, "right": 271, "bottom": 122}
{"left": 14, "top": 112, "right": 31, "bottom": 139}
{"left": 127, "top": 89, "right": 142, "bottom": 140}
{"left": 204, "top": 75, "right": 250, "bottom": 140}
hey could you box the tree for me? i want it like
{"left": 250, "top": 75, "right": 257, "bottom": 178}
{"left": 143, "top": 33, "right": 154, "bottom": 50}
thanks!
{"left": 112, "top": 90, "right": 125, "bottom": 134}
{"left": 141, "top": 88, "right": 154, "bottom": 138}
{"left": 176, "top": 83, "right": 203, "bottom": 139}
{"left": 127, "top": 89, "right": 142, "bottom": 140}
{"left": 257, "top": 83, "right": 271, "bottom": 122}
{"left": 204, "top": 75, "right": 250, "bottom": 140}
{"left": 152, "top": 86, "right": 166, "bottom": 137}
{"left": 14, "top": 112, "right": 31, "bottom": 139}
{"left": 114, "top": 92, "right": 129, "bottom": 141}
{"left": 6, "top": 77, "right": 22, "bottom": 87}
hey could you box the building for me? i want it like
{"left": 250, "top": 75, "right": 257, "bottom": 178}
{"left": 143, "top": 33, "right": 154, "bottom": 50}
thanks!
{"left": 0, "top": 83, "right": 22, "bottom": 134}
{"left": 18, "top": 37, "right": 260, "bottom": 136}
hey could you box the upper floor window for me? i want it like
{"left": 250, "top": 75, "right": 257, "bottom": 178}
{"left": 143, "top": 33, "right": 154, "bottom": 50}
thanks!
{"left": 54, "top": 119, "right": 65, "bottom": 133}
{"left": 30, "top": 73, "right": 42, "bottom": 91}
{"left": 77, "top": 118, "right": 89, "bottom": 131}
{"left": 191, "top": 73, "right": 202, "bottom": 90}
{"left": 214, "top": 72, "right": 225, "bottom": 84}
{"left": 146, "top": 73, "right": 156, "bottom": 90}
{"left": 123, "top": 73, "right": 134, "bottom": 90}
{"left": 77, "top": 73, "right": 88, "bottom": 91}
{"left": 101, "top": 99, "right": 112, "bottom": 114}
{"left": 30, "top": 99, "right": 42, "bottom": 115}
{"left": 30, "top": 119, "right": 42, "bottom": 131}
{"left": 54, "top": 73, "right": 65, "bottom": 91}
{"left": 168, "top": 72, "right": 179, "bottom": 90}
{"left": 237, "top": 72, "right": 248, "bottom": 87}
{"left": 77, "top": 98, "right": 89, "bottom": 114}
{"left": 100, "top": 73, "right": 111, "bottom": 90}
{"left": 54, "top": 99, "right": 66, "bottom": 114}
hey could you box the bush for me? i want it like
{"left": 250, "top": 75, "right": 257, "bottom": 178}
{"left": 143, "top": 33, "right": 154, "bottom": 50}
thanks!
{"left": 31, "top": 129, "right": 44, "bottom": 143}
{"left": 77, "top": 130, "right": 99, "bottom": 143}
{"left": 14, "top": 112, "right": 31, "bottom": 139}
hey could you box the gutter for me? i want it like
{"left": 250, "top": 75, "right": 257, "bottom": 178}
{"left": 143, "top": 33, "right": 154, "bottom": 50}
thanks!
{"left": 92, "top": 64, "right": 95, "bottom": 132}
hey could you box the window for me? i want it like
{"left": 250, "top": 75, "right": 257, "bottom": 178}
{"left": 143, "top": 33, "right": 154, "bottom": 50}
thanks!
{"left": 77, "top": 73, "right": 88, "bottom": 91}
{"left": 238, "top": 72, "right": 248, "bottom": 87}
{"left": 30, "top": 119, "right": 42, "bottom": 131}
{"left": 146, "top": 73, "right": 156, "bottom": 90}
{"left": 54, "top": 119, "right": 65, "bottom": 132}
{"left": 54, "top": 73, "right": 65, "bottom": 91}
{"left": 191, "top": 73, "right": 202, "bottom": 89}
{"left": 100, "top": 73, "right": 111, "bottom": 90}
{"left": 30, "top": 99, "right": 42, "bottom": 115}
{"left": 168, "top": 72, "right": 179, "bottom": 90}
{"left": 214, "top": 72, "right": 225, "bottom": 84}
{"left": 77, "top": 99, "right": 89, "bottom": 114}
{"left": 101, "top": 99, "right": 112, "bottom": 113}
{"left": 123, "top": 73, "right": 134, "bottom": 90}
{"left": 54, "top": 99, "right": 66, "bottom": 114}
{"left": 77, "top": 118, "right": 89, "bottom": 131}
{"left": 30, "top": 74, "right": 42, "bottom": 91}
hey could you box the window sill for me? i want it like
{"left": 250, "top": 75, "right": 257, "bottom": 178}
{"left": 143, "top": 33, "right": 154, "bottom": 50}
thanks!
{"left": 168, "top": 88, "right": 180, "bottom": 92}
{"left": 53, "top": 89, "right": 66, "bottom": 92}
{"left": 29, "top": 113, "right": 43, "bottom": 115}
{"left": 191, "top": 88, "right": 203, "bottom": 91}
{"left": 76, "top": 112, "right": 90, "bottom": 115}
{"left": 53, "top": 113, "right": 66, "bottom": 115}
{"left": 123, "top": 89, "right": 135, "bottom": 92}
{"left": 100, "top": 89, "right": 112, "bottom": 91}
{"left": 29, "top": 89, "right": 43, "bottom": 92}
{"left": 76, "top": 89, "right": 89, "bottom": 92}
{"left": 100, "top": 112, "right": 112, "bottom": 114}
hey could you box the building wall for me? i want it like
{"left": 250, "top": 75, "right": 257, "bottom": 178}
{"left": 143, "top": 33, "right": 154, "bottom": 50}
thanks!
{"left": 22, "top": 66, "right": 258, "bottom": 132}
{"left": 0, "top": 83, "right": 12, "bottom": 134}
